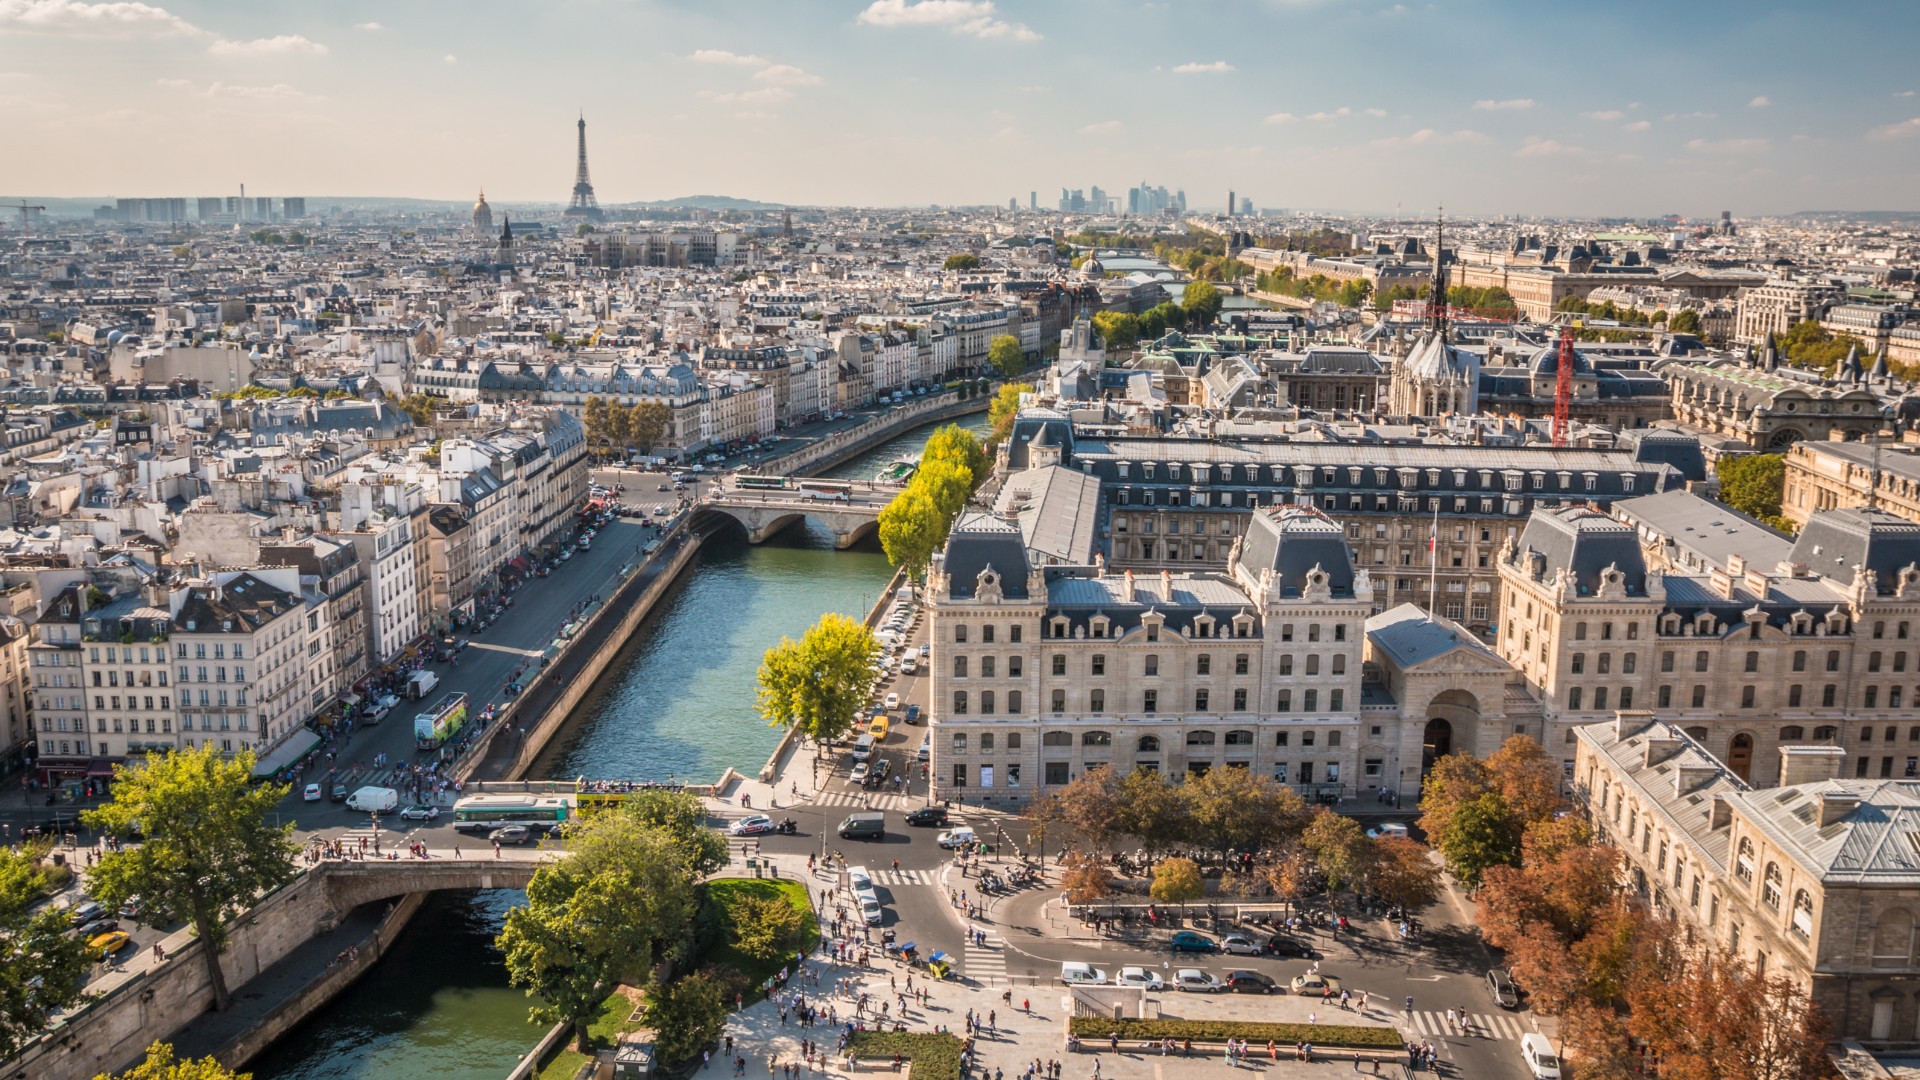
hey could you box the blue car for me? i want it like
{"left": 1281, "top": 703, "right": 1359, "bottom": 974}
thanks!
{"left": 905, "top": 704, "right": 922, "bottom": 724}
{"left": 1170, "top": 931, "right": 1217, "bottom": 953}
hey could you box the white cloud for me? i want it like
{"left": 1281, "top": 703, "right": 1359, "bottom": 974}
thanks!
{"left": 857, "top": 0, "right": 1039, "bottom": 42}
{"left": 1622, "top": 120, "right": 1652, "bottom": 132}
{"left": 441, "top": 53, "right": 456, "bottom": 64}
{"left": 1078, "top": 119, "right": 1122, "bottom": 135}
{"left": 1686, "top": 136, "right": 1769, "bottom": 154}
{"left": 354, "top": 21, "right": 380, "bottom": 31}
{"left": 1898, "top": 90, "right": 1917, "bottom": 98}
{"left": 1172, "top": 60, "right": 1233, "bottom": 75}
{"left": 1263, "top": 112, "right": 1296, "bottom": 124}
{"left": 753, "top": 63, "right": 820, "bottom": 86}
{"left": 1361, "top": 107, "right": 1387, "bottom": 118}
{"left": 1515, "top": 136, "right": 1587, "bottom": 158}
{"left": 1472, "top": 98, "right": 1533, "bottom": 111}
{"left": 1663, "top": 111, "right": 1717, "bottom": 121}
{"left": 1306, "top": 107, "right": 1350, "bottom": 121}
{"left": 0, "top": 0, "right": 197, "bottom": 36}
{"left": 1581, "top": 110, "right": 1624, "bottom": 121}
{"left": 1370, "top": 128, "right": 1488, "bottom": 147}
{"left": 1748, "top": 95, "right": 1771, "bottom": 108}
{"left": 700, "top": 86, "right": 793, "bottom": 105}
{"left": 209, "top": 34, "right": 327, "bottom": 56}
{"left": 156, "top": 76, "right": 320, "bottom": 102}
{"left": 690, "top": 49, "right": 766, "bottom": 66}
{"left": 1867, "top": 117, "right": 1920, "bottom": 141}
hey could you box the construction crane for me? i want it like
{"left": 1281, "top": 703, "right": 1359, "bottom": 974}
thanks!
{"left": 5, "top": 202, "right": 47, "bottom": 241}
{"left": 1552, "top": 324, "right": 1575, "bottom": 448}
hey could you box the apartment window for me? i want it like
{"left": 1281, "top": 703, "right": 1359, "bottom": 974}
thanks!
{"left": 1010, "top": 625, "right": 1022, "bottom": 643}
{"left": 1823, "top": 685, "right": 1837, "bottom": 707}
{"left": 1194, "top": 690, "right": 1209, "bottom": 711}
{"left": 953, "top": 656, "right": 968, "bottom": 678}
{"left": 1828, "top": 651, "right": 1841, "bottom": 673}
{"left": 1276, "top": 690, "right": 1292, "bottom": 713}
{"left": 982, "top": 625, "right": 995, "bottom": 644}
{"left": 1279, "top": 656, "right": 1293, "bottom": 676}
{"left": 1233, "top": 688, "right": 1247, "bottom": 711}
{"left": 1091, "top": 655, "right": 1105, "bottom": 677}
{"left": 1008, "top": 657, "right": 1022, "bottom": 678}
{"left": 954, "top": 625, "right": 968, "bottom": 644}
{"left": 1692, "top": 686, "right": 1707, "bottom": 708}
{"left": 1052, "top": 655, "right": 1065, "bottom": 676}
{"left": 1303, "top": 689, "right": 1318, "bottom": 712}
{"left": 1618, "top": 688, "right": 1632, "bottom": 709}
{"left": 1571, "top": 654, "right": 1585, "bottom": 675}
{"left": 1789, "top": 684, "right": 1803, "bottom": 707}
{"left": 1144, "top": 655, "right": 1159, "bottom": 677}
{"left": 1051, "top": 690, "right": 1065, "bottom": 714}
{"left": 1234, "top": 654, "right": 1249, "bottom": 675}
{"left": 1661, "top": 651, "right": 1675, "bottom": 673}
{"left": 1196, "top": 654, "right": 1211, "bottom": 676}
{"left": 980, "top": 691, "right": 995, "bottom": 715}
{"left": 1866, "top": 686, "right": 1880, "bottom": 709}
{"left": 981, "top": 656, "right": 996, "bottom": 678}
{"left": 1792, "top": 651, "right": 1806, "bottom": 673}
{"left": 1090, "top": 689, "right": 1105, "bottom": 711}
{"left": 1569, "top": 687, "right": 1584, "bottom": 710}
{"left": 1658, "top": 685, "right": 1672, "bottom": 708}
{"left": 1330, "top": 689, "right": 1344, "bottom": 710}
{"left": 1695, "top": 651, "right": 1710, "bottom": 673}
{"left": 952, "top": 691, "right": 968, "bottom": 715}
{"left": 1143, "top": 690, "right": 1157, "bottom": 714}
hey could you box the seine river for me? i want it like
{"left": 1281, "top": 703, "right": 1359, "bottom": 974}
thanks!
{"left": 250, "top": 412, "right": 987, "bottom": 1079}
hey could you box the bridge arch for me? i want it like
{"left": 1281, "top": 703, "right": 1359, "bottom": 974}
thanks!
{"left": 319, "top": 857, "right": 544, "bottom": 914}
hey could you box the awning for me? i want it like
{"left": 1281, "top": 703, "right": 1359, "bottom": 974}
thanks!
{"left": 510, "top": 556, "right": 532, "bottom": 571}
{"left": 84, "top": 757, "right": 117, "bottom": 778}
{"left": 251, "top": 728, "right": 322, "bottom": 778}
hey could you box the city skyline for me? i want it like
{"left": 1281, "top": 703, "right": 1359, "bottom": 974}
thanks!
{"left": 1, "top": 0, "right": 1919, "bottom": 215}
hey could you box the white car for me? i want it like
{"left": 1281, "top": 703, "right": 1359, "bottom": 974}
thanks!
{"left": 846, "top": 865, "right": 874, "bottom": 892}
{"left": 303, "top": 783, "right": 322, "bottom": 802}
{"left": 900, "top": 656, "right": 917, "bottom": 675}
{"left": 1060, "top": 962, "right": 1108, "bottom": 986}
{"left": 399, "top": 805, "right": 440, "bottom": 821}
{"left": 729, "top": 814, "right": 775, "bottom": 836}
{"left": 883, "top": 692, "right": 900, "bottom": 710}
{"left": 937, "top": 827, "right": 976, "bottom": 849}
{"left": 1366, "top": 822, "right": 1410, "bottom": 841}
{"left": 1173, "top": 969, "right": 1222, "bottom": 993}
{"left": 1520, "top": 1034, "right": 1562, "bottom": 1079}
{"left": 1220, "top": 934, "right": 1262, "bottom": 956}
{"left": 1115, "top": 966, "right": 1164, "bottom": 991}
{"left": 859, "top": 892, "right": 884, "bottom": 926}
{"left": 850, "top": 761, "right": 872, "bottom": 783}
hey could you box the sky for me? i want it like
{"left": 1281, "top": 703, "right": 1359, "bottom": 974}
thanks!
{"left": 3, "top": 0, "right": 1919, "bottom": 217}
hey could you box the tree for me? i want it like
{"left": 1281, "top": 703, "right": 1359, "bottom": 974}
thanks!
{"left": 1486, "top": 735, "right": 1565, "bottom": 825}
{"left": 1040, "top": 766, "right": 1123, "bottom": 852}
{"left": 499, "top": 816, "right": 700, "bottom": 1051}
{"left": 1301, "top": 810, "right": 1373, "bottom": 895}
{"left": 987, "top": 334, "right": 1024, "bottom": 379}
{"left": 1415, "top": 753, "right": 1493, "bottom": 845}
{"left": 1179, "top": 767, "right": 1308, "bottom": 854}
{"left": 754, "top": 612, "right": 880, "bottom": 746}
{"left": 1369, "top": 836, "right": 1443, "bottom": 916}
{"left": 1668, "top": 309, "right": 1703, "bottom": 336}
{"left": 601, "top": 788, "right": 728, "bottom": 877}
{"left": 921, "top": 424, "right": 988, "bottom": 489}
{"left": 83, "top": 744, "right": 298, "bottom": 1012}
{"left": 1091, "top": 311, "right": 1139, "bottom": 350}
{"left": 1716, "top": 454, "right": 1786, "bottom": 524}
{"left": 943, "top": 253, "right": 981, "bottom": 271}
{"left": 1149, "top": 857, "right": 1204, "bottom": 912}
{"left": 1628, "top": 949, "right": 1832, "bottom": 1080}
{"left": 1260, "top": 846, "right": 1312, "bottom": 917}
{"left": 1112, "top": 766, "right": 1187, "bottom": 852}
{"left": 877, "top": 488, "right": 946, "bottom": 579}
{"left": 0, "top": 844, "right": 91, "bottom": 1057}
{"left": 96, "top": 1041, "right": 247, "bottom": 1080}
{"left": 643, "top": 971, "right": 729, "bottom": 1068}
{"left": 1433, "top": 791, "right": 1523, "bottom": 888}
{"left": 1181, "top": 280, "right": 1223, "bottom": 325}
{"left": 628, "top": 402, "right": 671, "bottom": 453}
{"left": 1140, "top": 302, "right": 1184, "bottom": 339}
{"left": 727, "top": 894, "right": 805, "bottom": 962}
{"left": 987, "top": 382, "right": 1026, "bottom": 444}
{"left": 1060, "top": 853, "right": 1114, "bottom": 906}
{"left": 583, "top": 396, "right": 611, "bottom": 452}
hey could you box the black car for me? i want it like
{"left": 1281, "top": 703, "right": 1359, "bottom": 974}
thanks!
{"left": 1264, "top": 934, "right": 1313, "bottom": 958}
{"left": 329, "top": 784, "right": 349, "bottom": 803}
{"left": 905, "top": 807, "right": 949, "bottom": 827}
{"left": 1223, "top": 970, "right": 1279, "bottom": 994}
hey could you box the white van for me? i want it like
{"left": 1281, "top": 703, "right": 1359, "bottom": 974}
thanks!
{"left": 851, "top": 734, "right": 875, "bottom": 762}
{"left": 1520, "top": 1034, "right": 1562, "bottom": 1079}
{"left": 1060, "top": 962, "right": 1108, "bottom": 986}
{"left": 345, "top": 786, "right": 399, "bottom": 814}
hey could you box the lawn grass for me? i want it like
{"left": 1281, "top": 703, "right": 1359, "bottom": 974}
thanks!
{"left": 704, "top": 877, "right": 819, "bottom": 993}
{"left": 1069, "top": 1016, "right": 1404, "bottom": 1050}
{"left": 846, "top": 1030, "right": 966, "bottom": 1080}
{"left": 535, "top": 987, "right": 649, "bottom": 1080}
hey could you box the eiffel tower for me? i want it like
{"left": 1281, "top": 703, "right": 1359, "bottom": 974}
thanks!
{"left": 564, "top": 113, "right": 606, "bottom": 222}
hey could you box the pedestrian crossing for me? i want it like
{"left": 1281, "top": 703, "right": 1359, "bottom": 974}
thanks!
{"left": 1404, "top": 1010, "right": 1531, "bottom": 1042}
{"left": 962, "top": 926, "right": 1006, "bottom": 983}
{"left": 810, "top": 791, "right": 923, "bottom": 810}
{"left": 870, "top": 868, "right": 935, "bottom": 887}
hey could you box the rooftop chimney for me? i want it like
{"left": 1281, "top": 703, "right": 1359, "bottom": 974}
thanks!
{"left": 1780, "top": 745, "right": 1848, "bottom": 788}
{"left": 1816, "top": 789, "right": 1861, "bottom": 828}
{"left": 1643, "top": 736, "right": 1683, "bottom": 768}
{"left": 1674, "top": 761, "right": 1720, "bottom": 797}
{"left": 1709, "top": 794, "right": 1734, "bottom": 830}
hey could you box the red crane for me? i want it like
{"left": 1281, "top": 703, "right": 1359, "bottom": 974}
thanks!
{"left": 1552, "top": 324, "right": 1575, "bottom": 448}
{"left": 6, "top": 202, "right": 46, "bottom": 241}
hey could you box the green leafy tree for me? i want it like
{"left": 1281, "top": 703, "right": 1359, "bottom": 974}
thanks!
{"left": 726, "top": 894, "right": 805, "bottom": 962}
{"left": 627, "top": 401, "right": 672, "bottom": 453}
{"left": 1140, "top": 302, "right": 1184, "bottom": 339}
{"left": 1716, "top": 454, "right": 1786, "bottom": 525}
{"left": 0, "top": 844, "right": 91, "bottom": 1057}
{"left": 1181, "top": 280, "right": 1223, "bottom": 325}
{"left": 921, "top": 425, "right": 989, "bottom": 492}
{"left": 1034, "top": 765, "right": 1124, "bottom": 853}
{"left": 987, "top": 382, "right": 1026, "bottom": 444}
{"left": 1179, "top": 767, "right": 1308, "bottom": 854}
{"left": 988, "top": 334, "right": 1024, "bottom": 379}
{"left": 943, "top": 253, "right": 981, "bottom": 271}
{"left": 1150, "top": 856, "right": 1204, "bottom": 912}
{"left": 644, "top": 971, "right": 729, "bottom": 1068}
{"left": 1370, "top": 836, "right": 1444, "bottom": 915}
{"left": 394, "top": 393, "right": 437, "bottom": 425}
{"left": 1301, "top": 809, "right": 1373, "bottom": 894}
{"left": 1091, "top": 311, "right": 1140, "bottom": 350}
{"left": 499, "top": 817, "right": 700, "bottom": 1051}
{"left": 83, "top": 747, "right": 297, "bottom": 1011}
{"left": 600, "top": 788, "right": 728, "bottom": 876}
{"left": 96, "top": 1041, "right": 248, "bottom": 1080}
{"left": 1113, "top": 766, "right": 1188, "bottom": 853}
{"left": 1435, "top": 791, "right": 1524, "bottom": 889}
{"left": 877, "top": 487, "right": 946, "bottom": 579}
{"left": 754, "top": 613, "right": 880, "bottom": 746}
{"left": 1668, "top": 309, "right": 1703, "bottom": 336}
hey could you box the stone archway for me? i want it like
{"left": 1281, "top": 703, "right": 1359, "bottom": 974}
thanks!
{"left": 1423, "top": 688, "right": 1481, "bottom": 773}
{"left": 1728, "top": 732, "right": 1755, "bottom": 783}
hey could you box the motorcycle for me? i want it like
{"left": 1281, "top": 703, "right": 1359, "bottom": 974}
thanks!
{"left": 775, "top": 818, "right": 798, "bottom": 835}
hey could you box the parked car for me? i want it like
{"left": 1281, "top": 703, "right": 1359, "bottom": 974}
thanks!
{"left": 916, "top": 735, "right": 930, "bottom": 761}
{"left": 399, "top": 805, "right": 440, "bottom": 821}
{"left": 1366, "top": 822, "right": 1410, "bottom": 841}
{"left": 1224, "top": 970, "right": 1279, "bottom": 994}
{"left": 488, "top": 825, "right": 532, "bottom": 845}
{"left": 1290, "top": 972, "right": 1341, "bottom": 994}
{"left": 859, "top": 893, "right": 884, "bottom": 926}
{"left": 883, "top": 692, "right": 900, "bottom": 711}
{"left": 1173, "top": 969, "right": 1222, "bottom": 993}
{"left": 116, "top": 897, "right": 143, "bottom": 920}
{"left": 303, "top": 783, "right": 322, "bottom": 802}
{"left": 1169, "top": 931, "right": 1217, "bottom": 953}
{"left": 1520, "top": 1034, "right": 1563, "bottom": 1079}
{"left": 846, "top": 866, "right": 874, "bottom": 892}
{"left": 1264, "top": 934, "right": 1314, "bottom": 958}
{"left": 1115, "top": 966, "right": 1164, "bottom": 991}
{"left": 1059, "top": 962, "right": 1108, "bottom": 986}
{"left": 73, "top": 918, "right": 120, "bottom": 940}
{"left": 1220, "top": 933, "right": 1262, "bottom": 956}
{"left": 1488, "top": 968, "right": 1521, "bottom": 1010}
{"left": 937, "top": 827, "right": 975, "bottom": 849}
{"left": 906, "top": 806, "right": 948, "bottom": 827}
{"left": 65, "top": 901, "right": 104, "bottom": 926}
{"left": 87, "top": 930, "right": 131, "bottom": 961}
{"left": 729, "top": 815, "right": 776, "bottom": 836}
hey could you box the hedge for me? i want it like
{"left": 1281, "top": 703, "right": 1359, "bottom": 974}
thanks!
{"left": 1068, "top": 1017, "right": 1404, "bottom": 1050}
{"left": 846, "top": 1031, "right": 966, "bottom": 1080}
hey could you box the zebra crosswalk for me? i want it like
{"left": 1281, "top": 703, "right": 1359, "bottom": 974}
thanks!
{"left": 810, "top": 791, "right": 923, "bottom": 811}
{"left": 1404, "top": 1010, "right": 1532, "bottom": 1042}
{"left": 961, "top": 926, "right": 1006, "bottom": 984}
{"left": 869, "top": 868, "right": 935, "bottom": 887}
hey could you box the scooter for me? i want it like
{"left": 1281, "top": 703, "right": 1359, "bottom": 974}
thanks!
{"left": 775, "top": 818, "right": 798, "bottom": 835}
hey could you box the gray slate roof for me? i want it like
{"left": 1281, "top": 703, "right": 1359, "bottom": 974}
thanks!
{"left": 941, "top": 514, "right": 1032, "bottom": 600}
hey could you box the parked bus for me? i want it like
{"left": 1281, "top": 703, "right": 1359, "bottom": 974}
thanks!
{"left": 450, "top": 793, "right": 574, "bottom": 834}
{"left": 413, "top": 691, "right": 470, "bottom": 751}
{"left": 736, "top": 475, "right": 790, "bottom": 491}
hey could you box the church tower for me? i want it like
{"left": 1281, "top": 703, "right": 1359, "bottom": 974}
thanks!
{"left": 496, "top": 215, "right": 513, "bottom": 267}
{"left": 471, "top": 190, "right": 493, "bottom": 236}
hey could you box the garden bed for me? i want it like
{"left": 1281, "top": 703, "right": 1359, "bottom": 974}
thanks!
{"left": 1068, "top": 1016, "right": 1404, "bottom": 1050}
{"left": 846, "top": 1031, "right": 966, "bottom": 1080}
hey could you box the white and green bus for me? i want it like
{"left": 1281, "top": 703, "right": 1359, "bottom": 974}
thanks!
{"left": 450, "top": 793, "right": 574, "bottom": 835}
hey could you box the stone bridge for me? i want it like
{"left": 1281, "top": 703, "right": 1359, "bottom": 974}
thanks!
{"left": 695, "top": 482, "right": 905, "bottom": 548}
{"left": 316, "top": 851, "right": 553, "bottom": 913}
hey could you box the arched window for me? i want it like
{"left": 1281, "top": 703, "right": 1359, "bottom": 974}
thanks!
{"left": 1042, "top": 731, "right": 1072, "bottom": 747}
{"left": 1224, "top": 730, "right": 1256, "bottom": 746}
{"left": 1735, "top": 837, "right": 1755, "bottom": 882}
{"left": 1081, "top": 730, "right": 1111, "bottom": 746}
{"left": 1136, "top": 735, "right": 1161, "bottom": 752}
{"left": 1872, "top": 909, "right": 1914, "bottom": 968}
{"left": 1791, "top": 890, "right": 1814, "bottom": 941}
{"left": 1185, "top": 730, "right": 1217, "bottom": 746}
{"left": 1780, "top": 725, "right": 1806, "bottom": 741}
{"left": 1813, "top": 725, "right": 1839, "bottom": 741}
{"left": 1761, "top": 862, "right": 1783, "bottom": 910}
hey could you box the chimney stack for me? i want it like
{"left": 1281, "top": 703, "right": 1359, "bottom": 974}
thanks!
{"left": 1779, "top": 745, "right": 1848, "bottom": 788}
{"left": 1816, "top": 789, "right": 1861, "bottom": 828}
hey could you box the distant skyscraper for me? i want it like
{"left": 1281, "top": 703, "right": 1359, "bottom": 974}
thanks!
{"left": 1227, "top": 189, "right": 1235, "bottom": 218}
{"left": 564, "top": 114, "right": 606, "bottom": 222}
{"left": 282, "top": 197, "right": 306, "bottom": 219}
{"left": 1010, "top": 197, "right": 1018, "bottom": 212}
{"left": 1029, "top": 191, "right": 1037, "bottom": 211}
{"left": 1089, "top": 186, "right": 1106, "bottom": 214}
{"left": 197, "top": 197, "right": 224, "bottom": 221}
{"left": 1238, "top": 196, "right": 1252, "bottom": 217}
